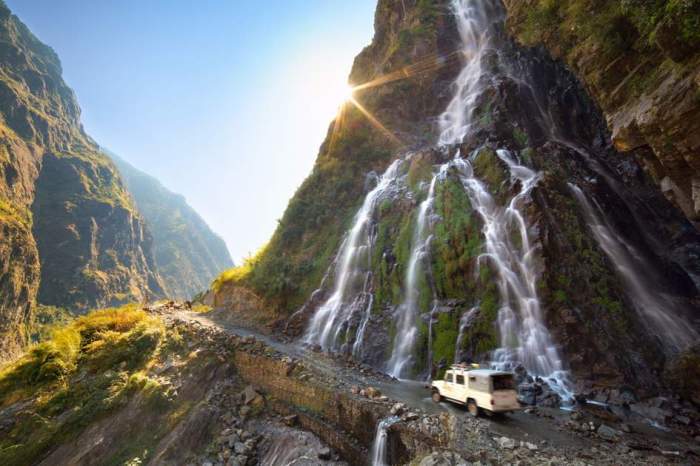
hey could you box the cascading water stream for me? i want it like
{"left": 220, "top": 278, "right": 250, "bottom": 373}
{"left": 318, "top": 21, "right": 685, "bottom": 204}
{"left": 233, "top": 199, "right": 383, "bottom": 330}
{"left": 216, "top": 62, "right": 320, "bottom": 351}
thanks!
{"left": 569, "top": 184, "right": 698, "bottom": 352}
{"left": 370, "top": 416, "right": 400, "bottom": 466}
{"left": 450, "top": 151, "right": 572, "bottom": 399}
{"left": 304, "top": 0, "right": 573, "bottom": 396}
{"left": 437, "top": 0, "right": 495, "bottom": 146}
{"left": 387, "top": 164, "right": 449, "bottom": 378}
{"left": 454, "top": 305, "right": 479, "bottom": 363}
{"left": 437, "top": 0, "right": 572, "bottom": 398}
{"left": 304, "top": 159, "right": 404, "bottom": 351}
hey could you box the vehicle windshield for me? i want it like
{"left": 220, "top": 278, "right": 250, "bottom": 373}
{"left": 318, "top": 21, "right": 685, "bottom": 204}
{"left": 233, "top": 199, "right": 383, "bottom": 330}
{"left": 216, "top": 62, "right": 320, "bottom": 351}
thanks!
{"left": 491, "top": 374, "right": 515, "bottom": 390}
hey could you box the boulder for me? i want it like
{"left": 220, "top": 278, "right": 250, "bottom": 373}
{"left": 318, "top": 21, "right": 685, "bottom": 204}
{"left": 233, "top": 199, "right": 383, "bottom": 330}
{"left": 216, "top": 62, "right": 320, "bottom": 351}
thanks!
{"left": 496, "top": 436, "right": 516, "bottom": 449}
{"left": 242, "top": 385, "right": 264, "bottom": 406}
{"left": 597, "top": 424, "right": 621, "bottom": 442}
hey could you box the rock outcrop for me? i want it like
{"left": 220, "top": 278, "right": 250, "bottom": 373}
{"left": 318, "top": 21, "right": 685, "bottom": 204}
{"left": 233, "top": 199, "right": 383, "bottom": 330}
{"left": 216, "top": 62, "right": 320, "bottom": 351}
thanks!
{"left": 501, "top": 0, "right": 700, "bottom": 226}
{"left": 111, "top": 154, "right": 234, "bottom": 300}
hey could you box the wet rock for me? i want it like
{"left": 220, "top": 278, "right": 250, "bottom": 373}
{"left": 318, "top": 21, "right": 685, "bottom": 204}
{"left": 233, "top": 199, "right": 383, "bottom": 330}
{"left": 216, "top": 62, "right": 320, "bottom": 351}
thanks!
{"left": 597, "top": 424, "right": 621, "bottom": 442}
{"left": 227, "top": 434, "right": 240, "bottom": 448}
{"left": 233, "top": 442, "right": 247, "bottom": 454}
{"left": 365, "top": 387, "right": 381, "bottom": 398}
{"left": 521, "top": 441, "right": 538, "bottom": 451}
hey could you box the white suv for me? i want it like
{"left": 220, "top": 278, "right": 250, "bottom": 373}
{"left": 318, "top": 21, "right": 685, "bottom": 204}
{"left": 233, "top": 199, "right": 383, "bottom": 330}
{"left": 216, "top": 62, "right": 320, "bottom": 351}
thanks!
{"left": 431, "top": 366, "right": 521, "bottom": 416}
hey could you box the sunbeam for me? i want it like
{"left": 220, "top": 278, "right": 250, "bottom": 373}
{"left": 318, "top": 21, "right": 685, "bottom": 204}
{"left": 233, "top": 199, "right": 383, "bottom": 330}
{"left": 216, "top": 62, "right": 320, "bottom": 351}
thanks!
{"left": 330, "top": 48, "right": 465, "bottom": 149}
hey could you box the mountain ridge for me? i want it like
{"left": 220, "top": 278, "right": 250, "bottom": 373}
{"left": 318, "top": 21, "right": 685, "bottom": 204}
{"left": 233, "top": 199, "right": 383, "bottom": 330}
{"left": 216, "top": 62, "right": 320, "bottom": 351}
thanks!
{"left": 111, "top": 153, "right": 234, "bottom": 300}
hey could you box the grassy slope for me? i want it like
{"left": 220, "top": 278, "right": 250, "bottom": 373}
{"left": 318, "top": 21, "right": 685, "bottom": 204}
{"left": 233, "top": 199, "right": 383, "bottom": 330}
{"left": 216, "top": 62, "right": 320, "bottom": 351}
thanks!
{"left": 0, "top": 304, "right": 187, "bottom": 465}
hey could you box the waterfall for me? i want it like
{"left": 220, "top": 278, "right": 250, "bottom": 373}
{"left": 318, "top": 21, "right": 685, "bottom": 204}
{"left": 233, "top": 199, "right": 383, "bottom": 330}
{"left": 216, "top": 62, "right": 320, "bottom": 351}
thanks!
{"left": 449, "top": 151, "right": 571, "bottom": 399}
{"left": 438, "top": 0, "right": 497, "bottom": 145}
{"left": 387, "top": 164, "right": 448, "bottom": 378}
{"left": 454, "top": 305, "right": 479, "bottom": 363}
{"left": 304, "top": 0, "right": 574, "bottom": 393}
{"left": 304, "top": 159, "right": 404, "bottom": 351}
{"left": 569, "top": 184, "right": 698, "bottom": 352}
{"left": 435, "top": 0, "right": 572, "bottom": 397}
{"left": 370, "top": 416, "right": 400, "bottom": 466}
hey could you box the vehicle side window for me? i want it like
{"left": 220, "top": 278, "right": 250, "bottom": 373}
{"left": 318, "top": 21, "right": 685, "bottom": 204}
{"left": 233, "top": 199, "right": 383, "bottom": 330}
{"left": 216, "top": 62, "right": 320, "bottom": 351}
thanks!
{"left": 456, "top": 375, "right": 465, "bottom": 385}
{"left": 446, "top": 373, "right": 453, "bottom": 383}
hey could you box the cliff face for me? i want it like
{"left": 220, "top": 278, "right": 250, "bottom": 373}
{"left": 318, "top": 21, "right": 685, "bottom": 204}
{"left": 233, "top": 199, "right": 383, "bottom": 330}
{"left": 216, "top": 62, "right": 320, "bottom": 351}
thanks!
{"left": 501, "top": 0, "right": 700, "bottom": 226}
{"left": 112, "top": 155, "right": 234, "bottom": 300}
{"left": 214, "top": 0, "right": 700, "bottom": 400}
{"left": 0, "top": 2, "right": 165, "bottom": 359}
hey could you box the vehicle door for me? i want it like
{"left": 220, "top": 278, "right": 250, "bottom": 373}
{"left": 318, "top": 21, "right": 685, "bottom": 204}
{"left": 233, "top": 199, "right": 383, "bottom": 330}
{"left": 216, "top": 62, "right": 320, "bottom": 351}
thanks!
{"left": 443, "top": 371, "right": 455, "bottom": 399}
{"left": 454, "top": 373, "right": 466, "bottom": 402}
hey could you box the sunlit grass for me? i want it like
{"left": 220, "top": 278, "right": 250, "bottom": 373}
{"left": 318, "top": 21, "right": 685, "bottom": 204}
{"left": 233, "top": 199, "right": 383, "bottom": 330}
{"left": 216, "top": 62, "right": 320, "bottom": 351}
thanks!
{"left": 0, "top": 303, "right": 170, "bottom": 465}
{"left": 212, "top": 243, "right": 269, "bottom": 291}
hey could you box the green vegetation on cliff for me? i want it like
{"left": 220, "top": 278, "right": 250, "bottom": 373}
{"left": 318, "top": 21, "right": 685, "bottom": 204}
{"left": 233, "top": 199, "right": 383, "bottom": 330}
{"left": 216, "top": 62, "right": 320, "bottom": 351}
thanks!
{"left": 503, "top": 0, "right": 700, "bottom": 223}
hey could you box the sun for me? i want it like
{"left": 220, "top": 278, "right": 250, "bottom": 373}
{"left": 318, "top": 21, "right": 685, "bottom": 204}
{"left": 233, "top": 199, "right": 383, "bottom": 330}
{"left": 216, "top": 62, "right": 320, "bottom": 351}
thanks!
{"left": 338, "top": 83, "right": 355, "bottom": 103}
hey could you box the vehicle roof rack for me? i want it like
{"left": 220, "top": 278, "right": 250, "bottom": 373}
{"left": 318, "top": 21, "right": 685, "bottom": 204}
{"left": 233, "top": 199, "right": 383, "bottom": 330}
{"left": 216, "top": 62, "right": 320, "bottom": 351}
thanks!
{"left": 450, "top": 363, "right": 480, "bottom": 371}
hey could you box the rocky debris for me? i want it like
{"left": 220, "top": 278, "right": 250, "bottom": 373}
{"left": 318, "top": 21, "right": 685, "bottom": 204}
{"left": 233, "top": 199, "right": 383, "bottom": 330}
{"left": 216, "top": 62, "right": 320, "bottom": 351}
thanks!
{"left": 390, "top": 402, "right": 406, "bottom": 416}
{"left": 359, "top": 386, "right": 382, "bottom": 399}
{"left": 153, "top": 304, "right": 698, "bottom": 466}
{"left": 496, "top": 436, "right": 516, "bottom": 449}
{"left": 241, "top": 385, "right": 264, "bottom": 407}
{"left": 256, "top": 423, "right": 345, "bottom": 466}
{"left": 417, "top": 451, "right": 469, "bottom": 466}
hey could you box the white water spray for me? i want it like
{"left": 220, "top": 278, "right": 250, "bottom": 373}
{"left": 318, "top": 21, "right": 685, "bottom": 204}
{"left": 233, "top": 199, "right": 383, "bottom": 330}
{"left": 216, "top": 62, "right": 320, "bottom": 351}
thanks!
{"left": 451, "top": 151, "right": 572, "bottom": 399}
{"left": 569, "top": 184, "right": 697, "bottom": 352}
{"left": 437, "top": 0, "right": 572, "bottom": 398}
{"left": 454, "top": 305, "right": 479, "bottom": 363}
{"left": 370, "top": 416, "right": 400, "bottom": 466}
{"left": 387, "top": 164, "right": 450, "bottom": 378}
{"left": 438, "top": 0, "right": 496, "bottom": 145}
{"left": 305, "top": 159, "right": 404, "bottom": 351}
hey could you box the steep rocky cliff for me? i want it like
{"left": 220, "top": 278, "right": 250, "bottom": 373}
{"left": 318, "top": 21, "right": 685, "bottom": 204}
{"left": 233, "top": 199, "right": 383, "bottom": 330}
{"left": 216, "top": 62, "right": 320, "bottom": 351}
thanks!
{"left": 501, "top": 0, "right": 700, "bottom": 226}
{"left": 0, "top": 2, "right": 164, "bottom": 359}
{"left": 112, "top": 155, "right": 233, "bottom": 299}
{"left": 214, "top": 0, "right": 700, "bottom": 402}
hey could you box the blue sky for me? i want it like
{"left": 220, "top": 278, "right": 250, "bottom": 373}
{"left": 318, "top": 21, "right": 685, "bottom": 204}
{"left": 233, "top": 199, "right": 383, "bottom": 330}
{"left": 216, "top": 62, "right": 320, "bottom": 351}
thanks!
{"left": 7, "top": 0, "right": 377, "bottom": 262}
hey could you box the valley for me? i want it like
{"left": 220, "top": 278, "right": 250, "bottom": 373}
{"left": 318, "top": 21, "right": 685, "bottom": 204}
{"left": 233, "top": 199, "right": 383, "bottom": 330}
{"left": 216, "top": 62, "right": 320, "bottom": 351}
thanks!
{"left": 0, "top": 0, "right": 699, "bottom": 464}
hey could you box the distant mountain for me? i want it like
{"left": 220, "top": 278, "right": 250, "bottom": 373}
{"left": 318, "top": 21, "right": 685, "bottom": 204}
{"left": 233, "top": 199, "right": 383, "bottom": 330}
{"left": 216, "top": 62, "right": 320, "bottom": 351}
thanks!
{"left": 111, "top": 155, "right": 233, "bottom": 300}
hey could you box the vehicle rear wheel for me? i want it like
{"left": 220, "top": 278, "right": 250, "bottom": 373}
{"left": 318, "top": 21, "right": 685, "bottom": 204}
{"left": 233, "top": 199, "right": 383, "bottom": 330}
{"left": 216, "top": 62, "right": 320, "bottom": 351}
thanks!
{"left": 432, "top": 391, "right": 442, "bottom": 403}
{"left": 467, "top": 399, "right": 479, "bottom": 417}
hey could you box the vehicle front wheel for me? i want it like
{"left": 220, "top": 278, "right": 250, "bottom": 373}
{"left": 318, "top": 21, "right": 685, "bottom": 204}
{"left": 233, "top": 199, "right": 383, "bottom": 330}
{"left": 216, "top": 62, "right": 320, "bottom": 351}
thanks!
{"left": 467, "top": 399, "right": 479, "bottom": 417}
{"left": 432, "top": 391, "right": 442, "bottom": 403}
